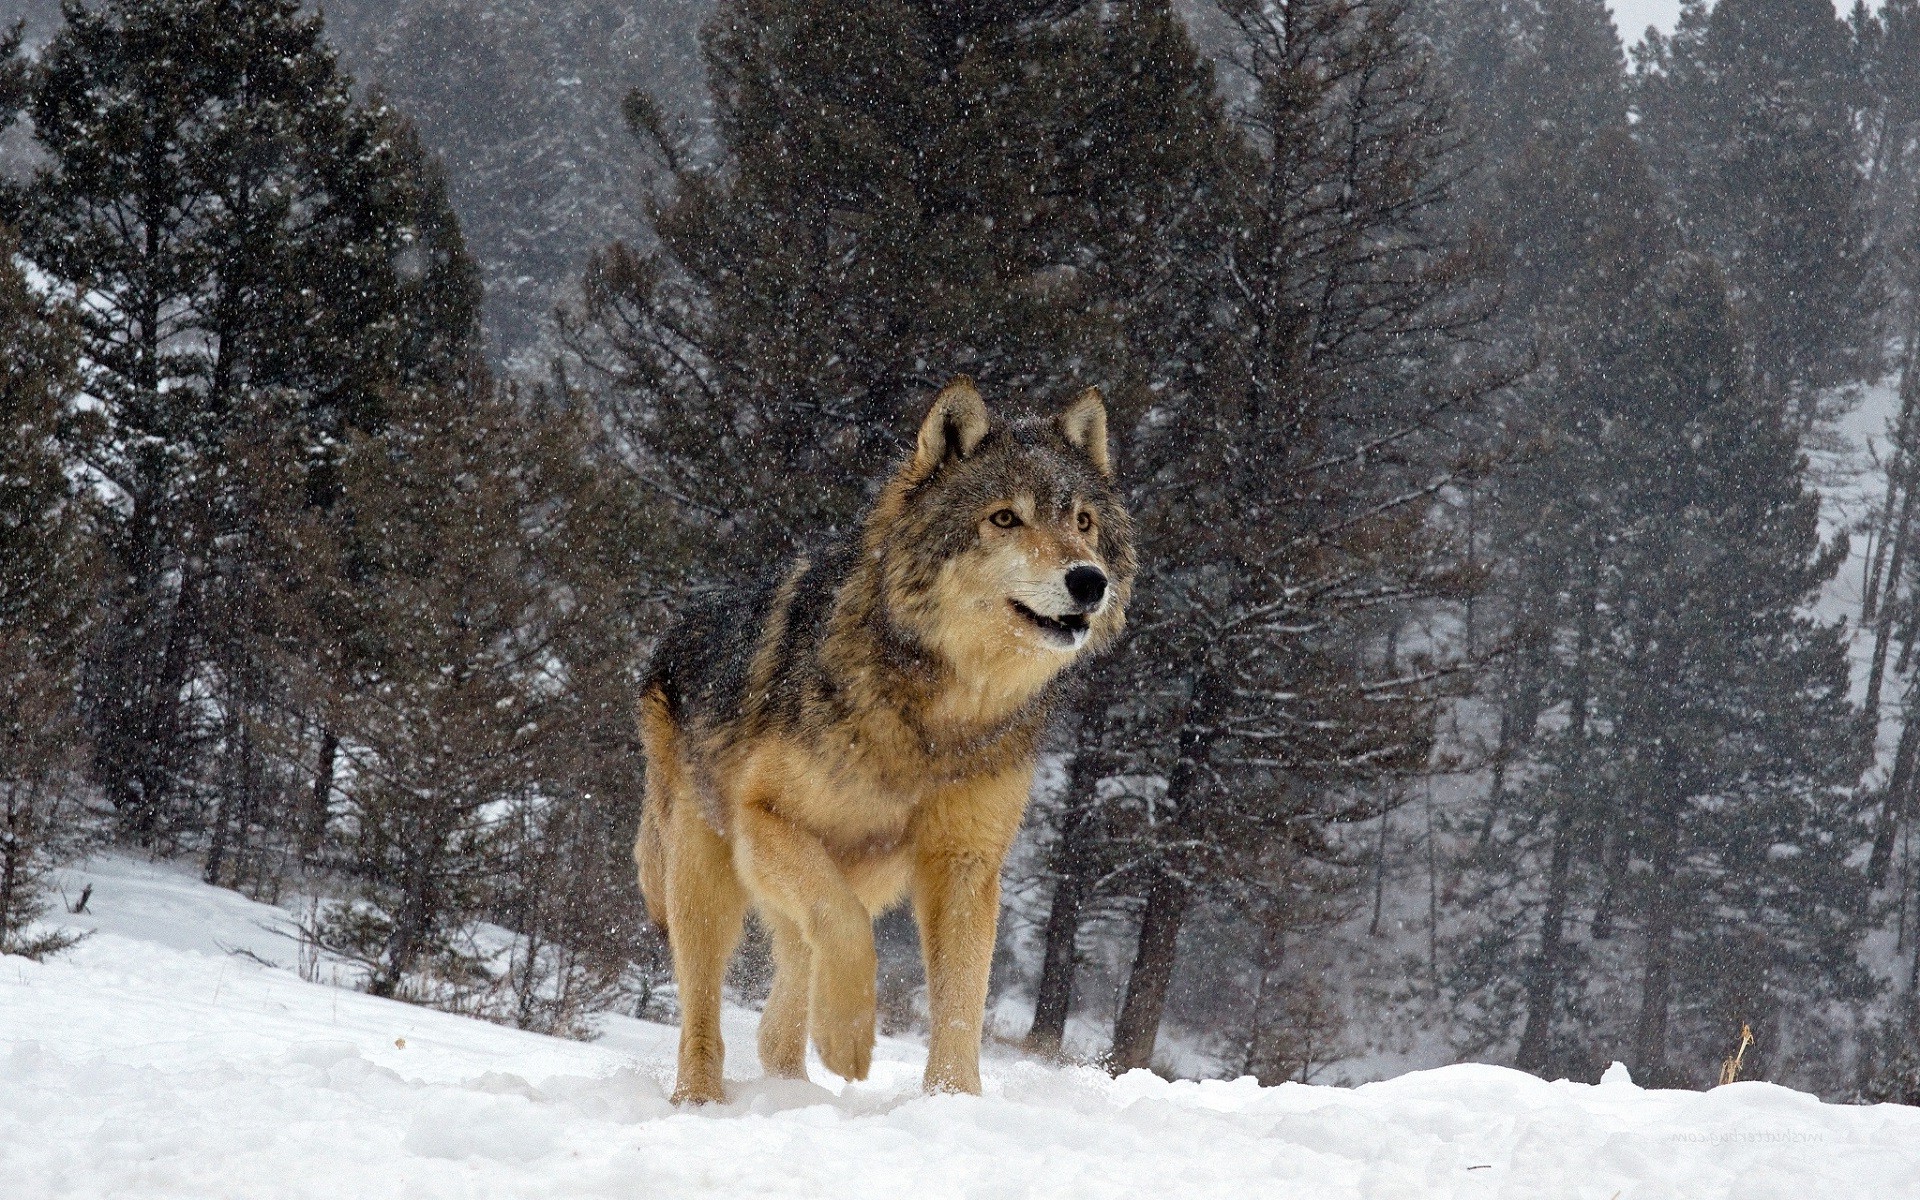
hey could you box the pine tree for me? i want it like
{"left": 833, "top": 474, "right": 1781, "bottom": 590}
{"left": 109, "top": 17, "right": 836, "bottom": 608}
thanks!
{"left": 0, "top": 22, "right": 25, "bottom": 118}
{"left": 1426, "top": 0, "right": 1628, "bottom": 184}
{"left": 567, "top": 0, "right": 1228, "bottom": 561}
{"left": 1433, "top": 0, "right": 1669, "bottom": 1080}
{"left": 1460, "top": 252, "right": 1872, "bottom": 1087}
{"left": 5, "top": 0, "right": 480, "bottom": 854}
{"left": 1612, "top": 259, "right": 1868, "bottom": 1084}
{"left": 1848, "top": 1, "right": 1920, "bottom": 1071}
{"left": 1636, "top": 0, "right": 1882, "bottom": 430}
{"left": 322, "top": 0, "right": 699, "bottom": 360}
{"left": 1842, "top": 0, "right": 1920, "bottom": 896}
{"left": 291, "top": 374, "right": 650, "bottom": 1007}
{"left": 1100, "top": 0, "right": 1506, "bottom": 1072}
{"left": 0, "top": 228, "right": 96, "bottom": 958}
{"left": 1425, "top": 0, "right": 1884, "bottom": 1094}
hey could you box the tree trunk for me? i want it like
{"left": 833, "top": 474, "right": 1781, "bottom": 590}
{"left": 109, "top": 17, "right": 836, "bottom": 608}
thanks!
{"left": 1859, "top": 328, "right": 1920, "bottom": 640}
{"left": 1516, "top": 560, "right": 1598, "bottom": 1071}
{"left": 1241, "top": 916, "right": 1286, "bottom": 1081}
{"left": 1516, "top": 813, "right": 1574, "bottom": 1072}
{"left": 370, "top": 881, "right": 430, "bottom": 1000}
{"left": 204, "top": 665, "right": 256, "bottom": 888}
{"left": 1864, "top": 457, "right": 1920, "bottom": 723}
{"left": 230, "top": 698, "right": 262, "bottom": 891}
{"left": 1906, "top": 876, "right": 1920, "bottom": 1034}
{"left": 1631, "top": 790, "right": 1682, "bottom": 1083}
{"left": 96, "top": 502, "right": 165, "bottom": 843}
{"left": 1591, "top": 823, "right": 1627, "bottom": 941}
{"left": 203, "top": 783, "right": 232, "bottom": 887}
{"left": 1027, "top": 821, "right": 1095, "bottom": 1055}
{"left": 0, "top": 785, "right": 24, "bottom": 947}
{"left": 109, "top": 520, "right": 205, "bottom": 849}
{"left": 1026, "top": 705, "right": 1110, "bottom": 1054}
{"left": 371, "top": 830, "right": 448, "bottom": 998}
{"left": 1107, "top": 665, "right": 1221, "bottom": 1073}
{"left": 1862, "top": 313, "right": 1920, "bottom": 894}
{"left": 300, "top": 727, "right": 339, "bottom": 864}
{"left": 1109, "top": 865, "right": 1192, "bottom": 1073}
{"left": 1872, "top": 702, "right": 1920, "bottom": 891}
{"left": 1368, "top": 809, "right": 1391, "bottom": 936}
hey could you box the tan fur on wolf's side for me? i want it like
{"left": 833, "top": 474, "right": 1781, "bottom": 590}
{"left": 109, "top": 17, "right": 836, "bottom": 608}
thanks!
{"left": 635, "top": 377, "right": 1135, "bottom": 1104}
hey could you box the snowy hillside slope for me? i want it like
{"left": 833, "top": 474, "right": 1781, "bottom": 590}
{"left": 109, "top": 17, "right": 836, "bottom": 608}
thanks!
{"left": 4, "top": 858, "right": 1920, "bottom": 1198}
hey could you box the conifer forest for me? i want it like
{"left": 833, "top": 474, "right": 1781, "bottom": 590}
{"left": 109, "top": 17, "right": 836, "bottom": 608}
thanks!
{"left": 11, "top": 0, "right": 1920, "bottom": 1105}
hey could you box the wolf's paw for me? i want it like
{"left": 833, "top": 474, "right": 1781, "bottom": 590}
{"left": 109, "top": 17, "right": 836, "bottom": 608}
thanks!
{"left": 809, "top": 968, "right": 876, "bottom": 1082}
{"left": 922, "top": 1059, "right": 983, "bottom": 1095}
{"left": 811, "top": 1009, "right": 874, "bottom": 1082}
{"left": 757, "top": 1020, "right": 809, "bottom": 1080}
{"left": 670, "top": 1069, "right": 727, "bottom": 1106}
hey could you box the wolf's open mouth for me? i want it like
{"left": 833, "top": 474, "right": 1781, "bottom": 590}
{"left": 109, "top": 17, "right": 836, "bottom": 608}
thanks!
{"left": 1010, "top": 600, "right": 1089, "bottom": 643}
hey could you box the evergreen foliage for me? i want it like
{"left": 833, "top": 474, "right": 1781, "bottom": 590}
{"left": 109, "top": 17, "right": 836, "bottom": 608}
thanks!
{"left": 568, "top": 0, "right": 1226, "bottom": 560}
{"left": 292, "top": 374, "right": 650, "bottom": 1015}
{"left": 1447, "top": 0, "right": 1874, "bottom": 1090}
{"left": 1467, "top": 254, "right": 1871, "bottom": 1087}
{"left": 4, "top": 0, "right": 480, "bottom": 853}
{"left": 1097, "top": 0, "right": 1507, "bottom": 1073}
{"left": 320, "top": 0, "right": 705, "bottom": 361}
{"left": 1440, "top": 0, "right": 1671, "bottom": 1081}
{"left": 1829, "top": 0, "right": 1920, "bottom": 1096}
{"left": 1636, "top": 0, "right": 1882, "bottom": 428}
{"left": 0, "top": 227, "right": 95, "bottom": 958}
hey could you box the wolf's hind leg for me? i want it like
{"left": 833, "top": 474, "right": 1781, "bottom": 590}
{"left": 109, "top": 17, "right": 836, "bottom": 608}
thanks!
{"left": 665, "top": 805, "right": 746, "bottom": 1105}
{"left": 734, "top": 802, "right": 875, "bottom": 1083}
{"left": 757, "top": 910, "right": 811, "bottom": 1079}
{"left": 634, "top": 685, "right": 682, "bottom": 932}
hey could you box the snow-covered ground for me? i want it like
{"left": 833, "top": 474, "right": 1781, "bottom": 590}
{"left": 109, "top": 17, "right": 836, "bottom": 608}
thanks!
{"left": 5, "top": 856, "right": 1920, "bottom": 1199}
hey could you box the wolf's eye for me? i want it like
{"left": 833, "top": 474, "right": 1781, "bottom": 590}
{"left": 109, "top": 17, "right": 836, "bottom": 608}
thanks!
{"left": 990, "top": 508, "right": 1022, "bottom": 529}
{"left": 1076, "top": 511, "right": 1094, "bottom": 533}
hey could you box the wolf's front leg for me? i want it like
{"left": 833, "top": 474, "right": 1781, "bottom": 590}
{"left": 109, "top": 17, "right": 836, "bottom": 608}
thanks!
{"left": 735, "top": 802, "right": 876, "bottom": 1082}
{"left": 910, "top": 773, "right": 1028, "bottom": 1095}
{"left": 911, "top": 849, "right": 1003, "bottom": 1093}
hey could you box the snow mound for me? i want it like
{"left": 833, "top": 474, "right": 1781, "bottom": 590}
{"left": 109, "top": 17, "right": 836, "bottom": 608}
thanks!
{"left": 4, "top": 855, "right": 1918, "bottom": 1198}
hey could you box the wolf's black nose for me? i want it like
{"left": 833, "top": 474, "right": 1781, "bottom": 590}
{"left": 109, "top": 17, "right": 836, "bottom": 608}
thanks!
{"left": 1065, "top": 565, "right": 1108, "bottom": 608}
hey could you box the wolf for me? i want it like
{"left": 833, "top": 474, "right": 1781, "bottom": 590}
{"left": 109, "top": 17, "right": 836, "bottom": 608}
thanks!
{"left": 634, "top": 377, "right": 1135, "bottom": 1104}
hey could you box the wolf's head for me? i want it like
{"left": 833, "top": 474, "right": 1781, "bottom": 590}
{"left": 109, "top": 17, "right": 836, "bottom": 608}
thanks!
{"left": 865, "top": 377, "right": 1136, "bottom": 681}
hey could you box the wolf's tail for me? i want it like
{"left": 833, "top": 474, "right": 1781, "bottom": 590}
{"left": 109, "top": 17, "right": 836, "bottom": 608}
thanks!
{"left": 634, "top": 683, "right": 680, "bottom": 937}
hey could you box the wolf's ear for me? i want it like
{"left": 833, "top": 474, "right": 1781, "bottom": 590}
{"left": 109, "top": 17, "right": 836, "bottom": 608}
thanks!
{"left": 912, "top": 376, "right": 991, "bottom": 477}
{"left": 1057, "top": 387, "right": 1111, "bottom": 476}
